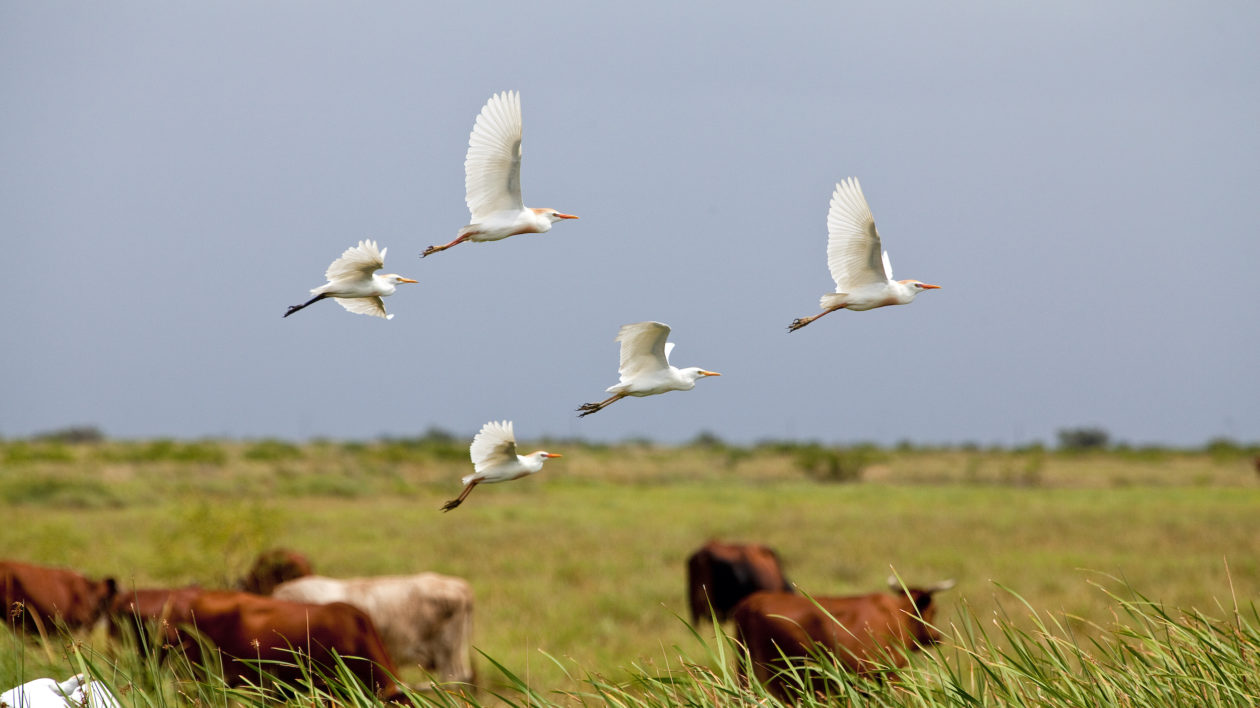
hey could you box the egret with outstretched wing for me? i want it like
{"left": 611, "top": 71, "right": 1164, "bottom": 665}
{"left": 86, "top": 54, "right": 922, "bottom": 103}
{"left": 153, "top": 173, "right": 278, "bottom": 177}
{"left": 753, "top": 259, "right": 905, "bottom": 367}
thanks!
{"left": 788, "top": 178, "right": 938, "bottom": 332}
{"left": 441, "top": 421, "right": 561, "bottom": 511}
{"left": 577, "top": 322, "right": 720, "bottom": 417}
{"left": 422, "top": 91, "right": 577, "bottom": 258}
{"left": 284, "top": 240, "right": 416, "bottom": 319}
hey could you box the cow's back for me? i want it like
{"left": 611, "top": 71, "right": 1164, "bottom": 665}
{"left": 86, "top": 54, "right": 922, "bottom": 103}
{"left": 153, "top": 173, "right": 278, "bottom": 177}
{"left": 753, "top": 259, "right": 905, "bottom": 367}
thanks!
{"left": 687, "top": 541, "right": 792, "bottom": 624}
{"left": 274, "top": 573, "right": 474, "bottom": 684}
{"left": 187, "top": 590, "right": 401, "bottom": 698}
{"left": 0, "top": 560, "right": 116, "bottom": 633}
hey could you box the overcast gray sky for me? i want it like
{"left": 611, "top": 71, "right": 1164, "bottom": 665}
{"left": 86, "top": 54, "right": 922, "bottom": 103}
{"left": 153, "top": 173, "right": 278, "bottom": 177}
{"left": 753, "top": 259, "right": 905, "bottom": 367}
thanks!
{"left": 2, "top": 2, "right": 1257, "bottom": 447}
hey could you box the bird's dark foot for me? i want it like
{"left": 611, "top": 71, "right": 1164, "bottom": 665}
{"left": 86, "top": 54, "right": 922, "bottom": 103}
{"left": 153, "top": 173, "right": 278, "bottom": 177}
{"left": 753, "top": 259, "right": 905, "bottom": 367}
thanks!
{"left": 576, "top": 402, "right": 601, "bottom": 418}
{"left": 283, "top": 305, "right": 303, "bottom": 318}
{"left": 787, "top": 318, "right": 809, "bottom": 333}
{"left": 421, "top": 245, "right": 441, "bottom": 258}
{"left": 440, "top": 499, "right": 461, "bottom": 512}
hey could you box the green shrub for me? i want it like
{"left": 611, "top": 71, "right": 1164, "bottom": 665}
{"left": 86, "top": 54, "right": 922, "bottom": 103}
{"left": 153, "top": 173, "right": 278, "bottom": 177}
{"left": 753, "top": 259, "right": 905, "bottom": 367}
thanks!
{"left": 793, "top": 444, "right": 882, "bottom": 483}
{"left": 243, "top": 439, "right": 303, "bottom": 461}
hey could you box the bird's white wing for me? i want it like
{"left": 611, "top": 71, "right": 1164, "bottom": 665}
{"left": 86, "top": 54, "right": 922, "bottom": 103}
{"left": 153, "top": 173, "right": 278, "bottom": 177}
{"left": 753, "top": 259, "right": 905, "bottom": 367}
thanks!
{"left": 465, "top": 91, "right": 524, "bottom": 220}
{"left": 616, "top": 321, "right": 671, "bottom": 379}
{"left": 882, "top": 250, "right": 893, "bottom": 280}
{"left": 825, "top": 178, "right": 889, "bottom": 291}
{"left": 470, "top": 420, "right": 518, "bottom": 472}
{"left": 333, "top": 296, "right": 391, "bottom": 319}
{"left": 325, "top": 240, "right": 386, "bottom": 282}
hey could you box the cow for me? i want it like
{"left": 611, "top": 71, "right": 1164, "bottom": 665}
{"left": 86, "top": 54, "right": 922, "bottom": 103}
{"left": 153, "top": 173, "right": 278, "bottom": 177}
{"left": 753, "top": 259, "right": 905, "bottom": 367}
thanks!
{"left": 686, "top": 540, "right": 794, "bottom": 624}
{"left": 272, "top": 573, "right": 474, "bottom": 686}
{"left": 732, "top": 577, "right": 955, "bottom": 699}
{"left": 108, "top": 586, "right": 203, "bottom": 656}
{"left": 0, "top": 560, "right": 117, "bottom": 637}
{"left": 237, "top": 548, "right": 314, "bottom": 595}
{"left": 175, "top": 590, "right": 404, "bottom": 699}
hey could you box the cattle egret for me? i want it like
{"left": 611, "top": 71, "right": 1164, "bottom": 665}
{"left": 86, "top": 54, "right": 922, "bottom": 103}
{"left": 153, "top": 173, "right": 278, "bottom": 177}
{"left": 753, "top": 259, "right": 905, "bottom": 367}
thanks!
{"left": 0, "top": 675, "right": 122, "bottom": 708}
{"left": 577, "top": 321, "right": 720, "bottom": 417}
{"left": 788, "top": 178, "right": 939, "bottom": 332}
{"left": 421, "top": 91, "right": 577, "bottom": 258}
{"left": 283, "top": 239, "right": 416, "bottom": 319}
{"left": 441, "top": 420, "right": 561, "bottom": 511}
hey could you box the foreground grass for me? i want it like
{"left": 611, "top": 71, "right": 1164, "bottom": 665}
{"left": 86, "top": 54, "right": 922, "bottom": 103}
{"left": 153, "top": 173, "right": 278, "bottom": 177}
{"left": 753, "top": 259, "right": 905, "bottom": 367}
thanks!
{"left": 4, "top": 581, "right": 1258, "bottom": 707}
{"left": 2, "top": 441, "right": 1257, "bottom": 697}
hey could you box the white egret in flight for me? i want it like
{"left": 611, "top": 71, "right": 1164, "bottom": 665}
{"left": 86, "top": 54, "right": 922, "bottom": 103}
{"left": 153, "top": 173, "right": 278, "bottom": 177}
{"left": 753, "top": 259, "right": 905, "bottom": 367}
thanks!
{"left": 422, "top": 91, "right": 577, "bottom": 258}
{"left": 441, "top": 420, "right": 561, "bottom": 511}
{"left": 577, "top": 321, "right": 720, "bottom": 418}
{"left": 284, "top": 239, "right": 416, "bottom": 320}
{"left": 788, "top": 177, "right": 938, "bottom": 332}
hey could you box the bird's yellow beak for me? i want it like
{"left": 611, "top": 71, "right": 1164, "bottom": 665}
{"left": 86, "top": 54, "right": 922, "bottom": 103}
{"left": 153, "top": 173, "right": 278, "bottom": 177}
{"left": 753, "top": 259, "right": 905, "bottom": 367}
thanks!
{"left": 544, "top": 453, "right": 563, "bottom": 458}
{"left": 555, "top": 213, "right": 579, "bottom": 220}
{"left": 920, "top": 283, "right": 941, "bottom": 290}
{"left": 398, "top": 277, "right": 418, "bottom": 284}
{"left": 700, "top": 370, "right": 721, "bottom": 377}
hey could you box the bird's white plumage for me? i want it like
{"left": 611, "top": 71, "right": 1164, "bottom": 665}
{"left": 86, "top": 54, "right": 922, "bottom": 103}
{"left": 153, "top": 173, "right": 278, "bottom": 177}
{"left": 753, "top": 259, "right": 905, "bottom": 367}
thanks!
{"left": 469, "top": 420, "right": 518, "bottom": 474}
{"left": 1, "top": 675, "right": 121, "bottom": 708}
{"left": 825, "top": 177, "right": 888, "bottom": 292}
{"left": 616, "top": 321, "right": 673, "bottom": 382}
{"left": 324, "top": 240, "right": 387, "bottom": 283}
{"left": 288, "top": 239, "right": 414, "bottom": 320}
{"left": 333, "top": 296, "right": 390, "bottom": 320}
{"left": 465, "top": 91, "right": 524, "bottom": 220}
{"left": 788, "top": 177, "right": 938, "bottom": 331}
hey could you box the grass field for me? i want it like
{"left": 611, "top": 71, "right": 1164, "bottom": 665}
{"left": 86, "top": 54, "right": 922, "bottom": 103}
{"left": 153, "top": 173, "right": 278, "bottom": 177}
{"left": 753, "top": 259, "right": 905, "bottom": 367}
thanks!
{"left": 2, "top": 438, "right": 1258, "bottom": 703}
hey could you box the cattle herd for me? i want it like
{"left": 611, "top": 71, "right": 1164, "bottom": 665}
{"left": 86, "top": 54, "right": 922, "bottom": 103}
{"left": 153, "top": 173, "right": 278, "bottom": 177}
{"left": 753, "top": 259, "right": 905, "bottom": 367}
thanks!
{"left": 4, "top": 542, "right": 953, "bottom": 702}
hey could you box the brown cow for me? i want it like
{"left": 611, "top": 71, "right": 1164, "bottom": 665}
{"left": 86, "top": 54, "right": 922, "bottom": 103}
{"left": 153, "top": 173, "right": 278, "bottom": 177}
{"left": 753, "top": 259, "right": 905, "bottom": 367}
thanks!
{"left": 687, "top": 540, "right": 793, "bottom": 624}
{"left": 732, "top": 577, "right": 954, "bottom": 699}
{"left": 237, "top": 548, "right": 314, "bottom": 595}
{"left": 179, "top": 590, "right": 403, "bottom": 699}
{"left": 0, "top": 560, "right": 117, "bottom": 636}
{"left": 108, "top": 586, "right": 203, "bottom": 656}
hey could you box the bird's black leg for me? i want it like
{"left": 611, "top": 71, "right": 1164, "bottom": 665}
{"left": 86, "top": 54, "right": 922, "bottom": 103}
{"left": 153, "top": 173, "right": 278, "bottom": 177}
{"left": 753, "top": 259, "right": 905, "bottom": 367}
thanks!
{"left": 283, "top": 293, "right": 328, "bottom": 318}
{"left": 576, "top": 394, "right": 624, "bottom": 418}
{"left": 441, "top": 481, "right": 478, "bottom": 512}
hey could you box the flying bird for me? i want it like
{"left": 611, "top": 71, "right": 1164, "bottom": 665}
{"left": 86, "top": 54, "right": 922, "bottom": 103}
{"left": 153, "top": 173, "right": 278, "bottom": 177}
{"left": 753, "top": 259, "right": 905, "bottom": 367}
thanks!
{"left": 577, "top": 321, "right": 720, "bottom": 418}
{"left": 422, "top": 90, "right": 577, "bottom": 258}
{"left": 788, "top": 178, "right": 939, "bottom": 332}
{"left": 441, "top": 421, "right": 561, "bottom": 511}
{"left": 283, "top": 239, "right": 416, "bottom": 320}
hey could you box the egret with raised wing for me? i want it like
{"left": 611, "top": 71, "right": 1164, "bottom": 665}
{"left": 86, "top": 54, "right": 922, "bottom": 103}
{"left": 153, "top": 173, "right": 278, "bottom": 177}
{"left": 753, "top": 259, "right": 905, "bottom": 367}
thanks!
{"left": 422, "top": 91, "right": 577, "bottom": 258}
{"left": 577, "top": 321, "right": 720, "bottom": 417}
{"left": 441, "top": 421, "right": 561, "bottom": 511}
{"left": 284, "top": 240, "right": 416, "bottom": 320}
{"left": 788, "top": 178, "right": 938, "bottom": 332}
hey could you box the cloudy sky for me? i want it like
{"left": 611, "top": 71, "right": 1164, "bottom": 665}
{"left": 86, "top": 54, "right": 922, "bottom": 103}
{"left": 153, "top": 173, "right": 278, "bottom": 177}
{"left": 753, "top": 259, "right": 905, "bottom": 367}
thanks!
{"left": 2, "top": 2, "right": 1257, "bottom": 447}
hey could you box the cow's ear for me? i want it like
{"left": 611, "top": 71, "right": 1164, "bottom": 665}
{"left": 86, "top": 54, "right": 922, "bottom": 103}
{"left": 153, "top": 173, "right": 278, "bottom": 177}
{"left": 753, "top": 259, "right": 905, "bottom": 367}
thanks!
{"left": 105, "top": 577, "right": 118, "bottom": 597}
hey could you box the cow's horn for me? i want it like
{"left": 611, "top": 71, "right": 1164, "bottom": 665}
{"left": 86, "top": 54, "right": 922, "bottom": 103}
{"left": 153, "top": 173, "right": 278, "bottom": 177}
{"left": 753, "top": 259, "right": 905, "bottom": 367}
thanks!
{"left": 928, "top": 579, "right": 956, "bottom": 593}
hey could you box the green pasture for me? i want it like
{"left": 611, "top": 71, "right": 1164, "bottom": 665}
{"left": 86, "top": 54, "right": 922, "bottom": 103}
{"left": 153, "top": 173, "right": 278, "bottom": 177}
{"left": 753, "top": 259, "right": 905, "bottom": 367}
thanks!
{"left": 2, "top": 439, "right": 1258, "bottom": 702}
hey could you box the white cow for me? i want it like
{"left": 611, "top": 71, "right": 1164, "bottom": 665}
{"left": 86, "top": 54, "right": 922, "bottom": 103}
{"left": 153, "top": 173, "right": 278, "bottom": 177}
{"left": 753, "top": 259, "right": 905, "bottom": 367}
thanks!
{"left": 1, "top": 675, "right": 121, "bottom": 708}
{"left": 272, "top": 573, "right": 474, "bottom": 685}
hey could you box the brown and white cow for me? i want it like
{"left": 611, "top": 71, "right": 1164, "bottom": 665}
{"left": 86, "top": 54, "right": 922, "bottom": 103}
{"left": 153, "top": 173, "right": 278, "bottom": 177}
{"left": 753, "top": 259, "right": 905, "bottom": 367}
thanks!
{"left": 732, "top": 577, "right": 955, "bottom": 699}
{"left": 237, "top": 548, "right": 314, "bottom": 595}
{"left": 0, "top": 560, "right": 117, "bottom": 636}
{"left": 272, "top": 573, "right": 474, "bottom": 685}
{"left": 181, "top": 590, "right": 404, "bottom": 699}
{"left": 687, "top": 540, "right": 794, "bottom": 624}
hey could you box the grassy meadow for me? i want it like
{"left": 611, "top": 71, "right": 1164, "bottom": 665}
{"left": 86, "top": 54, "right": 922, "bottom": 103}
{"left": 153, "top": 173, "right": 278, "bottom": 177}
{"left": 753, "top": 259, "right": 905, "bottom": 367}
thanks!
{"left": 2, "top": 436, "right": 1259, "bottom": 704}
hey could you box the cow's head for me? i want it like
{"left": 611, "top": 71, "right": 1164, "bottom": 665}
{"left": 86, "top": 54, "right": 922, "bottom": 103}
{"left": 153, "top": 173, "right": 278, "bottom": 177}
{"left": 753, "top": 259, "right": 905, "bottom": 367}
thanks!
{"left": 84, "top": 576, "right": 118, "bottom": 627}
{"left": 888, "top": 577, "right": 954, "bottom": 645}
